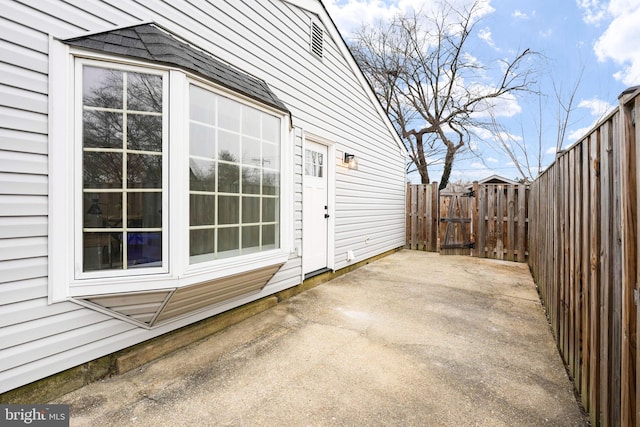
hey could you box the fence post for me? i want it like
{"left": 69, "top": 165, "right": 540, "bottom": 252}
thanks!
{"left": 471, "top": 181, "right": 479, "bottom": 257}
{"left": 431, "top": 182, "right": 439, "bottom": 252}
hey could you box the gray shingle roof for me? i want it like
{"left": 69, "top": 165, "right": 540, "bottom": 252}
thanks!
{"left": 64, "top": 23, "right": 288, "bottom": 113}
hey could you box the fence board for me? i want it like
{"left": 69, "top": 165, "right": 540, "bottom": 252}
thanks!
{"left": 575, "top": 146, "right": 582, "bottom": 392}
{"left": 478, "top": 185, "right": 487, "bottom": 259}
{"left": 589, "top": 131, "right": 601, "bottom": 424}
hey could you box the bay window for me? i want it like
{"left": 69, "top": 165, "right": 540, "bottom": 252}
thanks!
{"left": 50, "top": 31, "right": 291, "bottom": 307}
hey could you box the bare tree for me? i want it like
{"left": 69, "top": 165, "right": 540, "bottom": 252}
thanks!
{"left": 480, "top": 69, "right": 584, "bottom": 182}
{"left": 350, "top": 1, "right": 537, "bottom": 189}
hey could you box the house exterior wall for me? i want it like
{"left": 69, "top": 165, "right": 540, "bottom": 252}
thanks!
{"left": 0, "top": 0, "right": 406, "bottom": 394}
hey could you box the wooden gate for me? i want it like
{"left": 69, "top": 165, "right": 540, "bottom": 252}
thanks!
{"left": 439, "top": 190, "right": 475, "bottom": 255}
{"left": 406, "top": 182, "right": 529, "bottom": 262}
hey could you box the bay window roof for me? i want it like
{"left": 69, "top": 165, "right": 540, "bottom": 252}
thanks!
{"left": 63, "top": 23, "right": 289, "bottom": 113}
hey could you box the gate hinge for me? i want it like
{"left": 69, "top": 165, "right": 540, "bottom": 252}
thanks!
{"left": 635, "top": 288, "right": 639, "bottom": 306}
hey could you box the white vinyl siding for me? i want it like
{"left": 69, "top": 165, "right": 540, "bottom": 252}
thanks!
{"left": 0, "top": 0, "right": 405, "bottom": 394}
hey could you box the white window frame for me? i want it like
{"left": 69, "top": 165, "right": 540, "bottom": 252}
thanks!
{"left": 48, "top": 39, "right": 292, "bottom": 302}
{"left": 74, "top": 58, "right": 170, "bottom": 280}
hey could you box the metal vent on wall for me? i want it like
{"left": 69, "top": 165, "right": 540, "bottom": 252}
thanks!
{"left": 311, "top": 21, "right": 323, "bottom": 59}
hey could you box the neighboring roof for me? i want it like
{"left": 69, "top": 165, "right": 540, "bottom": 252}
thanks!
{"left": 63, "top": 23, "right": 289, "bottom": 113}
{"left": 476, "top": 175, "right": 519, "bottom": 185}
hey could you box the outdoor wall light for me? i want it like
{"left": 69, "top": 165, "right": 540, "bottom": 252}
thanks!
{"left": 343, "top": 152, "right": 358, "bottom": 170}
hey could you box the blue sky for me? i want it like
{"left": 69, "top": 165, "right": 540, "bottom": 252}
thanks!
{"left": 325, "top": 0, "right": 639, "bottom": 183}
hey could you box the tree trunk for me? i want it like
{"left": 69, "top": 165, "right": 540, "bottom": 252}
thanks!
{"left": 439, "top": 148, "right": 455, "bottom": 190}
{"left": 419, "top": 166, "right": 430, "bottom": 184}
{"left": 415, "top": 134, "right": 430, "bottom": 184}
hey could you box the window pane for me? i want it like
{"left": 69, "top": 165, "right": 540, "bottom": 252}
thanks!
{"left": 83, "top": 111, "right": 123, "bottom": 148}
{"left": 127, "top": 192, "right": 162, "bottom": 228}
{"left": 218, "top": 97, "right": 241, "bottom": 131}
{"left": 189, "top": 159, "right": 216, "bottom": 192}
{"left": 190, "top": 123, "right": 216, "bottom": 159}
{"left": 84, "top": 192, "right": 122, "bottom": 228}
{"left": 190, "top": 85, "right": 216, "bottom": 125}
{"left": 242, "top": 226, "right": 260, "bottom": 251}
{"left": 190, "top": 194, "right": 216, "bottom": 226}
{"left": 218, "top": 227, "right": 239, "bottom": 254}
{"left": 305, "top": 149, "right": 323, "bottom": 177}
{"left": 83, "top": 232, "right": 123, "bottom": 271}
{"left": 219, "top": 130, "right": 240, "bottom": 162}
{"left": 190, "top": 229, "right": 215, "bottom": 257}
{"left": 263, "top": 114, "right": 280, "bottom": 143}
{"left": 242, "top": 196, "right": 260, "bottom": 223}
{"left": 262, "top": 142, "right": 279, "bottom": 170}
{"left": 262, "top": 224, "right": 277, "bottom": 247}
{"left": 262, "top": 171, "right": 279, "bottom": 195}
{"left": 262, "top": 198, "right": 278, "bottom": 223}
{"left": 127, "top": 232, "right": 162, "bottom": 267}
{"left": 83, "top": 66, "right": 123, "bottom": 109}
{"left": 83, "top": 152, "right": 123, "bottom": 189}
{"left": 218, "top": 163, "right": 239, "bottom": 193}
{"left": 127, "top": 72, "right": 163, "bottom": 112}
{"left": 127, "top": 114, "right": 162, "bottom": 151}
{"left": 127, "top": 154, "right": 162, "bottom": 188}
{"left": 242, "top": 167, "right": 260, "bottom": 194}
{"left": 189, "top": 159, "right": 215, "bottom": 192}
{"left": 242, "top": 136, "right": 261, "bottom": 166}
{"left": 218, "top": 195, "right": 239, "bottom": 224}
{"left": 242, "top": 106, "right": 261, "bottom": 138}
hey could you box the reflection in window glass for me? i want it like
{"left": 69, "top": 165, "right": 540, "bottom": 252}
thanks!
{"left": 83, "top": 111, "right": 122, "bottom": 148}
{"left": 188, "top": 84, "right": 281, "bottom": 263}
{"left": 218, "top": 227, "right": 239, "bottom": 255}
{"left": 127, "top": 72, "right": 163, "bottom": 112}
{"left": 127, "top": 115, "right": 162, "bottom": 151}
{"left": 82, "top": 65, "right": 164, "bottom": 272}
{"left": 190, "top": 159, "right": 216, "bottom": 192}
{"left": 190, "top": 123, "right": 216, "bottom": 159}
{"left": 305, "top": 149, "right": 323, "bottom": 177}
{"left": 83, "top": 67, "right": 123, "bottom": 109}
{"left": 218, "top": 97, "right": 241, "bottom": 131}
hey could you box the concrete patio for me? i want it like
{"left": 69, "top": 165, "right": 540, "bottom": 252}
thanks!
{"left": 55, "top": 250, "right": 588, "bottom": 426}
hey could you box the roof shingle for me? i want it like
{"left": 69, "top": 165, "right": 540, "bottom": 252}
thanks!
{"left": 64, "top": 23, "right": 288, "bottom": 113}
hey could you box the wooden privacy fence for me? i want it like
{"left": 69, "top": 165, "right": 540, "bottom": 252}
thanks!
{"left": 406, "top": 182, "right": 528, "bottom": 262}
{"left": 528, "top": 86, "right": 640, "bottom": 426}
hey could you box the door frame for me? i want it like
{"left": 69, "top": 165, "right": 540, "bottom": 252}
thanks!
{"left": 302, "top": 132, "right": 335, "bottom": 276}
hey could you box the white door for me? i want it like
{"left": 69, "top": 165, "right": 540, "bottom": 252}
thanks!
{"left": 303, "top": 140, "right": 329, "bottom": 274}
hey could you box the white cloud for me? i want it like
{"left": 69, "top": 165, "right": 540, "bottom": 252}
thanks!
{"left": 593, "top": 1, "right": 640, "bottom": 85}
{"left": 512, "top": 10, "right": 529, "bottom": 19}
{"left": 478, "top": 27, "right": 496, "bottom": 49}
{"left": 567, "top": 126, "right": 594, "bottom": 143}
{"left": 545, "top": 146, "right": 558, "bottom": 155}
{"left": 325, "top": 0, "right": 495, "bottom": 37}
{"left": 471, "top": 91, "right": 522, "bottom": 118}
{"left": 577, "top": 97, "right": 615, "bottom": 117}
{"left": 486, "top": 157, "right": 499, "bottom": 163}
{"left": 576, "top": 0, "right": 608, "bottom": 24}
